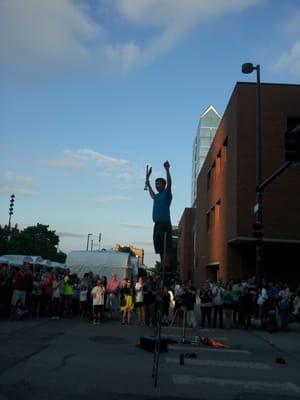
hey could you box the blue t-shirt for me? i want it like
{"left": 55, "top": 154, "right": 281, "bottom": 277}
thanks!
{"left": 152, "top": 190, "right": 172, "bottom": 223}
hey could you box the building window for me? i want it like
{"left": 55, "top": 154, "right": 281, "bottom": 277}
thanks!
{"left": 211, "top": 161, "right": 216, "bottom": 180}
{"left": 215, "top": 200, "right": 221, "bottom": 224}
{"left": 207, "top": 170, "right": 211, "bottom": 191}
{"left": 211, "top": 206, "right": 215, "bottom": 228}
{"left": 222, "top": 137, "right": 228, "bottom": 169}
{"left": 216, "top": 151, "right": 221, "bottom": 176}
{"left": 206, "top": 211, "right": 210, "bottom": 232}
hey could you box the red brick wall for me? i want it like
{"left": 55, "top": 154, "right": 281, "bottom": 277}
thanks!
{"left": 177, "top": 208, "right": 194, "bottom": 283}
{"left": 188, "top": 82, "right": 300, "bottom": 286}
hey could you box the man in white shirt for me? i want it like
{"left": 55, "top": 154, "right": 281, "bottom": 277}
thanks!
{"left": 91, "top": 279, "right": 105, "bottom": 325}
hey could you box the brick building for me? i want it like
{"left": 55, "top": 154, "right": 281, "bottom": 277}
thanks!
{"left": 178, "top": 82, "right": 300, "bottom": 286}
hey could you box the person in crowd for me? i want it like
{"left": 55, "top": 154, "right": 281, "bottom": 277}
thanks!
{"left": 52, "top": 274, "right": 63, "bottom": 319}
{"left": 173, "top": 281, "right": 184, "bottom": 325}
{"left": 212, "top": 281, "right": 225, "bottom": 328}
{"left": 292, "top": 290, "right": 300, "bottom": 322}
{"left": 257, "top": 283, "right": 268, "bottom": 329}
{"left": 13, "top": 298, "right": 29, "bottom": 321}
{"left": 72, "top": 276, "right": 80, "bottom": 315}
{"left": 63, "top": 270, "right": 73, "bottom": 318}
{"left": 223, "top": 284, "right": 235, "bottom": 329}
{"left": 239, "top": 286, "right": 253, "bottom": 329}
{"left": 267, "top": 281, "right": 279, "bottom": 300}
{"left": 143, "top": 279, "right": 156, "bottom": 327}
{"left": 79, "top": 284, "right": 88, "bottom": 320}
{"left": 180, "top": 283, "right": 196, "bottom": 328}
{"left": 31, "top": 273, "right": 43, "bottom": 319}
{"left": 106, "top": 273, "right": 121, "bottom": 320}
{"left": 231, "top": 280, "right": 243, "bottom": 324}
{"left": 101, "top": 275, "right": 108, "bottom": 307}
{"left": 278, "top": 285, "right": 290, "bottom": 331}
{"left": 135, "top": 276, "right": 145, "bottom": 325}
{"left": 42, "top": 271, "right": 53, "bottom": 317}
{"left": 161, "top": 285, "right": 171, "bottom": 325}
{"left": 120, "top": 279, "right": 134, "bottom": 325}
{"left": 200, "top": 282, "right": 213, "bottom": 328}
{"left": 91, "top": 279, "right": 106, "bottom": 325}
{"left": 0, "top": 263, "right": 12, "bottom": 318}
{"left": 11, "top": 267, "right": 28, "bottom": 319}
{"left": 264, "top": 295, "right": 278, "bottom": 333}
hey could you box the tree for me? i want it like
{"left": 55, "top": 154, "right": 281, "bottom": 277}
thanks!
{"left": 0, "top": 224, "right": 19, "bottom": 255}
{"left": 0, "top": 223, "right": 66, "bottom": 262}
{"left": 116, "top": 245, "right": 135, "bottom": 256}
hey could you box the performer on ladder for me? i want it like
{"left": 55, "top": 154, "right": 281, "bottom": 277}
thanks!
{"left": 145, "top": 160, "right": 172, "bottom": 388}
{"left": 145, "top": 160, "right": 173, "bottom": 273}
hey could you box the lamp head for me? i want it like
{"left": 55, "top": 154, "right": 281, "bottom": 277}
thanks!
{"left": 242, "top": 63, "right": 255, "bottom": 74}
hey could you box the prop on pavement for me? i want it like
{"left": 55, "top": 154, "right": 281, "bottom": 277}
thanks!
{"left": 275, "top": 357, "right": 286, "bottom": 364}
{"left": 140, "top": 335, "right": 168, "bottom": 353}
{"left": 200, "top": 336, "right": 230, "bottom": 349}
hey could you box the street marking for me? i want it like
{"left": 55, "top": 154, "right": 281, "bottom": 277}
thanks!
{"left": 169, "top": 345, "right": 251, "bottom": 355}
{"left": 172, "top": 375, "right": 300, "bottom": 394}
{"left": 166, "top": 358, "right": 270, "bottom": 369}
{"left": 164, "top": 334, "right": 228, "bottom": 341}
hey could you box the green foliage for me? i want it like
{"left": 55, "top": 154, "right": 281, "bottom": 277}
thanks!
{"left": 117, "top": 245, "right": 135, "bottom": 256}
{"left": 0, "top": 223, "right": 66, "bottom": 262}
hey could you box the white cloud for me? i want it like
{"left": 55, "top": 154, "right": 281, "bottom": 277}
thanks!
{"left": 0, "top": 170, "right": 39, "bottom": 196}
{"left": 65, "top": 148, "right": 128, "bottom": 166}
{"left": 118, "top": 223, "right": 152, "bottom": 229}
{"left": 91, "top": 195, "right": 130, "bottom": 203}
{"left": 0, "top": 0, "right": 100, "bottom": 71}
{"left": 0, "top": 0, "right": 262, "bottom": 74}
{"left": 114, "top": 183, "right": 130, "bottom": 191}
{"left": 41, "top": 157, "right": 86, "bottom": 171}
{"left": 273, "top": 11, "right": 300, "bottom": 77}
{"left": 57, "top": 231, "right": 87, "bottom": 238}
{"left": 274, "top": 41, "right": 300, "bottom": 77}
{"left": 44, "top": 148, "right": 142, "bottom": 187}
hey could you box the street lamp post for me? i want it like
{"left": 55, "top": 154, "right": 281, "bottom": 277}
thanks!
{"left": 98, "top": 233, "right": 102, "bottom": 251}
{"left": 8, "top": 193, "right": 15, "bottom": 229}
{"left": 242, "top": 63, "right": 263, "bottom": 285}
{"left": 86, "top": 233, "right": 92, "bottom": 251}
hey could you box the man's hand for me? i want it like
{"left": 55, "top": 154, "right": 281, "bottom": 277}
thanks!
{"left": 164, "top": 160, "right": 170, "bottom": 170}
{"left": 146, "top": 166, "right": 152, "bottom": 179}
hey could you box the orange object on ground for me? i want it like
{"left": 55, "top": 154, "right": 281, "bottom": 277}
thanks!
{"left": 201, "top": 336, "right": 230, "bottom": 349}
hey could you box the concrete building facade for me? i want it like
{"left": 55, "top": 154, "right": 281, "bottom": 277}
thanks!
{"left": 179, "top": 82, "right": 300, "bottom": 286}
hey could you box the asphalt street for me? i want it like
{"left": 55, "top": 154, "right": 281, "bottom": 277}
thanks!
{"left": 0, "top": 317, "right": 300, "bottom": 400}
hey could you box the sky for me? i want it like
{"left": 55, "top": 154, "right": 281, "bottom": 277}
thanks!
{"left": 1, "top": 0, "right": 300, "bottom": 267}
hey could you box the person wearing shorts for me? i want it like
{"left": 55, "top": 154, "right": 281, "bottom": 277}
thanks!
{"left": 91, "top": 279, "right": 105, "bottom": 325}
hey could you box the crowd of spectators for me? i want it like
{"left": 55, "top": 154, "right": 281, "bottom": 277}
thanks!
{"left": 0, "top": 261, "right": 299, "bottom": 333}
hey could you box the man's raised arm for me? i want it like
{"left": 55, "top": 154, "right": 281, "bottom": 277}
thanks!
{"left": 146, "top": 167, "right": 155, "bottom": 199}
{"left": 164, "top": 160, "right": 172, "bottom": 192}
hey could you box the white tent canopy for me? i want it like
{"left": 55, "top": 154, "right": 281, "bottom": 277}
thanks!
{"left": 65, "top": 250, "right": 133, "bottom": 280}
{"left": 1, "top": 255, "right": 65, "bottom": 268}
{"left": 30, "top": 256, "right": 44, "bottom": 265}
{"left": 2, "top": 254, "right": 34, "bottom": 266}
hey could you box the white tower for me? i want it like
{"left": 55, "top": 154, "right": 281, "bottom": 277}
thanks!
{"left": 191, "top": 105, "right": 221, "bottom": 205}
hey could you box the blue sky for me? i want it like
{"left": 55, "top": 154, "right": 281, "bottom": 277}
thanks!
{"left": 1, "top": 0, "right": 300, "bottom": 266}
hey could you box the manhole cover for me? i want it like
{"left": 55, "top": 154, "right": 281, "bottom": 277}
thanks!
{"left": 89, "top": 336, "right": 129, "bottom": 345}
